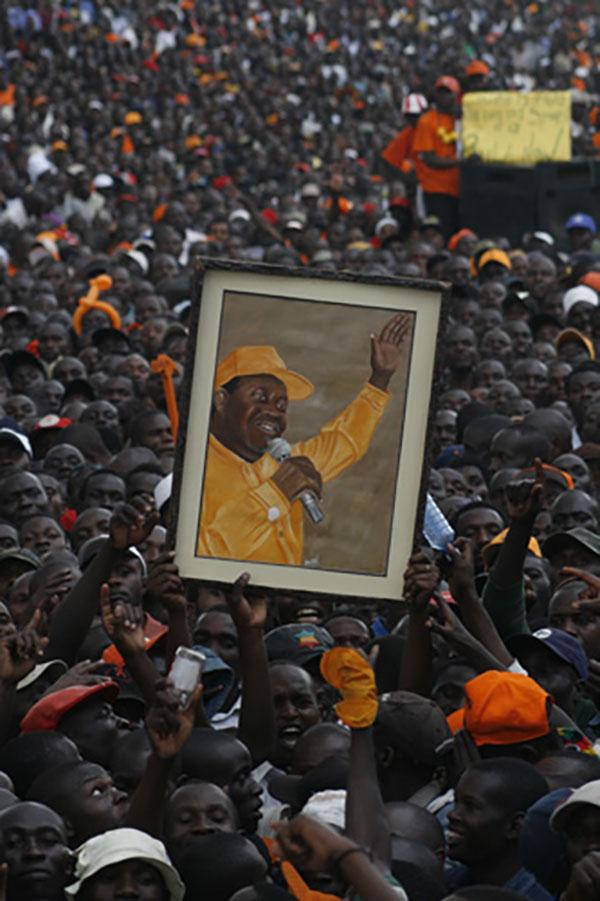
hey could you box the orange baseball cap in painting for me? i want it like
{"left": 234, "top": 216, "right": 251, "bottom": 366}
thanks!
{"left": 215, "top": 346, "right": 314, "bottom": 400}
{"left": 446, "top": 670, "right": 551, "bottom": 746}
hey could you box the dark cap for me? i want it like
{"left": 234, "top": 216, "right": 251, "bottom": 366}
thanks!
{"left": 265, "top": 624, "right": 333, "bottom": 666}
{"left": 1, "top": 306, "right": 29, "bottom": 325}
{"left": 0, "top": 548, "right": 41, "bottom": 572}
{"left": 63, "top": 379, "right": 96, "bottom": 403}
{"left": 91, "top": 328, "right": 132, "bottom": 350}
{"left": 508, "top": 628, "right": 588, "bottom": 681}
{"left": 374, "top": 691, "right": 451, "bottom": 767}
{"left": 419, "top": 215, "right": 443, "bottom": 231}
{"left": 3, "top": 350, "right": 47, "bottom": 381}
{"left": 542, "top": 527, "right": 600, "bottom": 561}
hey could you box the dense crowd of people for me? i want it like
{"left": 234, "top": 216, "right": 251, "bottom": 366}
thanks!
{"left": 1, "top": 1, "right": 600, "bottom": 900}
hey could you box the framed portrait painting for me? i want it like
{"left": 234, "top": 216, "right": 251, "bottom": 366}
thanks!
{"left": 172, "top": 261, "right": 447, "bottom": 600}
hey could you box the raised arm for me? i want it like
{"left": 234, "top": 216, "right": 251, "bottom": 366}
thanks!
{"left": 482, "top": 460, "right": 545, "bottom": 640}
{"left": 447, "top": 540, "right": 514, "bottom": 668}
{"left": 44, "top": 500, "right": 159, "bottom": 665}
{"left": 127, "top": 679, "right": 200, "bottom": 837}
{"left": 398, "top": 552, "right": 440, "bottom": 696}
{"left": 273, "top": 815, "right": 399, "bottom": 901}
{"left": 0, "top": 621, "right": 46, "bottom": 744}
{"left": 145, "top": 552, "right": 192, "bottom": 669}
{"left": 226, "top": 573, "right": 275, "bottom": 766}
{"left": 320, "top": 648, "right": 390, "bottom": 867}
{"left": 369, "top": 314, "right": 412, "bottom": 392}
{"left": 99, "top": 584, "right": 161, "bottom": 705}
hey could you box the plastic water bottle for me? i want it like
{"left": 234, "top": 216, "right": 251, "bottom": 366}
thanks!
{"left": 423, "top": 494, "right": 455, "bottom": 552}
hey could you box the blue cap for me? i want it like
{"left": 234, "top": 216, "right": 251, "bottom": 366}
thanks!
{"left": 510, "top": 628, "right": 588, "bottom": 681}
{"left": 191, "top": 645, "right": 235, "bottom": 718}
{"left": 433, "top": 444, "right": 464, "bottom": 468}
{"left": 566, "top": 213, "right": 597, "bottom": 234}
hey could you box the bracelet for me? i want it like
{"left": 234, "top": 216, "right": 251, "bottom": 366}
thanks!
{"left": 333, "top": 845, "right": 371, "bottom": 876}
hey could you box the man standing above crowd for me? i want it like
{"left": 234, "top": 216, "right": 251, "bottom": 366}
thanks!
{"left": 412, "top": 75, "right": 461, "bottom": 237}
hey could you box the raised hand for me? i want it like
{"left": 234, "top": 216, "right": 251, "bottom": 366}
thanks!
{"left": 425, "top": 592, "right": 474, "bottom": 655}
{"left": 110, "top": 498, "right": 160, "bottom": 551}
{"left": 563, "top": 567, "right": 600, "bottom": 605}
{"left": 562, "top": 851, "right": 600, "bottom": 901}
{"left": 369, "top": 313, "right": 412, "bottom": 391}
{"left": 25, "top": 592, "right": 62, "bottom": 638}
{"left": 43, "top": 660, "right": 114, "bottom": 696}
{"left": 31, "top": 567, "right": 77, "bottom": 610}
{"left": 226, "top": 573, "right": 267, "bottom": 632}
{"left": 0, "top": 622, "right": 47, "bottom": 684}
{"left": 446, "top": 539, "right": 477, "bottom": 601}
{"left": 403, "top": 551, "right": 440, "bottom": 619}
{"left": 99, "top": 583, "right": 146, "bottom": 657}
{"left": 145, "top": 678, "right": 201, "bottom": 760}
{"left": 273, "top": 814, "right": 358, "bottom": 873}
{"left": 504, "top": 458, "right": 545, "bottom": 522}
{"left": 145, "top": 552, "right": 186, "bottom": 614}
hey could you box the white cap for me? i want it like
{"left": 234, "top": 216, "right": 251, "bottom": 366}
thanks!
{"left": 229, "top": 208, "right": 251, "bottom": 223}
{"left": 532, "top": 231, "right": 555, "bottom": 246}
{"left": 551, "top": 779, "right": 600, "bottom": 832}
{"left": 125, "top": 249, "right": 149, "bottom": 275}
{"left": 301, "top": 182, "right": 320, "bottom": 198}
{"left": 401, "top": 93, "right": 428, "bottom": 115}
{"left": 65, "top": 828, "right": 184, "bottom": 900}
{"left": 27, "top": 151, "right": 55, "bottom": 183}
{"left": 154, "top": 473, "right": 172, "bottom": 512}
{"left": 302, "top": 790, "right": 347, "bottom": 830}
{"left": 0, "top": 428, "right": 32, "bottom": 456}
{"left": 375, "top": 216, "right": 398, "bottom": 237}
{"left": 563, "top": 284, "right": 599, "bottom": 315}
{"left": 17, "top": 659, "right": 67, "bottom": 692}
{"left": 93, "top": 173, "right": 114, "bottom": 189}
{"left": 67, "top": 163, "right": 86, "bottom": 177}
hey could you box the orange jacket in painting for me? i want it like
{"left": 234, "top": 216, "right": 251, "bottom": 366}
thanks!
{"left": 197, "top": 383, "right": 389, "bottom": 565}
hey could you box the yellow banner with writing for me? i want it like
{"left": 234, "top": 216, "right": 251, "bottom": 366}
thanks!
{"left": 462, "top": 91, "right": 571, "bottom": 165}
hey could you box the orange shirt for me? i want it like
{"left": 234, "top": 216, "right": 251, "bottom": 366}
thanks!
{"left": 0, "top": 84, "right": 15, "bottom": 107}
{"left": 197, "top": 383, "right": 389, "bottom": 565}
{"left": 382, "top": 124, "right": 426, "bottom": 183}
{"left": 412, "top": 109, "right": 460, "bottom": 197}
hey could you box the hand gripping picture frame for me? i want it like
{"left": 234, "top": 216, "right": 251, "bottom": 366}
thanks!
{"left": 171, "top": 260, "right": 448, "bottom": 601}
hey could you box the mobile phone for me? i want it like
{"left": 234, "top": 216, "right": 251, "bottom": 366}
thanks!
{"left": 169, "top": 646, "right": 205, "bottom": 708}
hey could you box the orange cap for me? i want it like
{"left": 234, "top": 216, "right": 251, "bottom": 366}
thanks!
{"left": 466, "top": 60, "right": 490, "bottom": 77}
{"left": 448, "top": 228, "right": 476, "bottom": 251}
{"left": 215, "top": 346, "right": 314, "bottom": 400}
{"left": 580, "top": 271, "right": 600, "bottom": 293}
{"left": 482, "top": 529, "right": 542, "bottom": 567}
{"left": 124, "top": 111, "right": 142, "bottom": 125}
{"left": 446, "top": 671, "right": 551, "bottom": 746}
{"left": 479, "top": 248, "right": 512, "bottom": 271}
{"left": 434, "top": 75, "right": 461, "bottom": 94}
{"left": 20, "top": 682, "right": 119, "bottom": 732}
{"left": 555, "top": 327, "right": 596, "bottom": 361}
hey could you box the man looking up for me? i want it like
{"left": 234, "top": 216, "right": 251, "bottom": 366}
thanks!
{"left": 199, "top": 314, "right": 410, "bottom": 565}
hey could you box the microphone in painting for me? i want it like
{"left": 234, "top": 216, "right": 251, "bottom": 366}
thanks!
{"left": 267, "top": 438, "right": 325, "bottom": 525}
